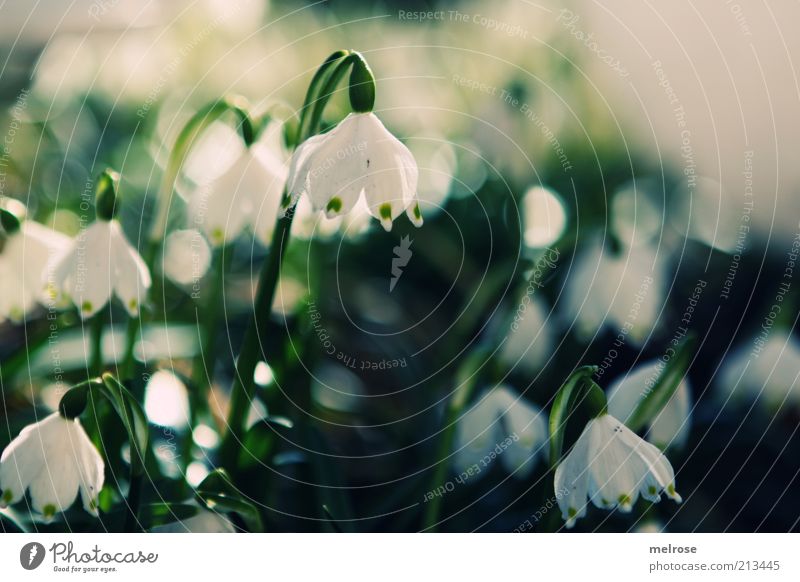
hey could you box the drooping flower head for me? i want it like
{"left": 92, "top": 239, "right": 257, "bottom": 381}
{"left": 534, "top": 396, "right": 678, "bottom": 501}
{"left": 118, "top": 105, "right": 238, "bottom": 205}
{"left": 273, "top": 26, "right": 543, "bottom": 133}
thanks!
{"left": 563, "top": 238, "right": 665, "bottom": 345}
{"left": 187, "top": 121, "right": 287, "bottom": 246}
{"left": 0, "top": 203, "right": 70, "bottom": 322}
{"left": 554, "top": 413, "right": 681, "bottom": 528}
{"left": 454, "top": 385, "right": 547, "bottom": 479}
{"left": 0, "top": 412, "right": 104, "bottom": 518}
{"left": 49, "top": 170, "right": 151, "bottom": 318}
{"left": 287, "top": 112, "right": 421, "bottom": 232}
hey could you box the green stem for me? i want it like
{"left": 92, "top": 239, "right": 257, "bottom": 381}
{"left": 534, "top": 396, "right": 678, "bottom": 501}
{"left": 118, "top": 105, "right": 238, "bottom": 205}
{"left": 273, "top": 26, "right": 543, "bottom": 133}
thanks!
{"left": 123, "top": 472, "right": 142, "bottom": 532}
{"left": 421, "top": 348, "right": 487, "bottom": 531}
{"left": 90, "top": 311, "right": 105, "bottom": 377}
{"left": 183, "top": 244, "right": 231, "bottom": 466}
{"left": 219, "top": 213, "right": 295, "bottom": 464}
{"left": 192, "top": 244, "right": 232, "bottom": 392}
{"left": 120, "top": 316, "right": 140, "bottom": 382}
{"left": 219, "top": 50, "right": 354, "bottom": 467}
{"left": 421, "top": 400, "right": 462, "bottom": 531}
{"left": 145, "top": 97, "right": 256, "bottom": 267}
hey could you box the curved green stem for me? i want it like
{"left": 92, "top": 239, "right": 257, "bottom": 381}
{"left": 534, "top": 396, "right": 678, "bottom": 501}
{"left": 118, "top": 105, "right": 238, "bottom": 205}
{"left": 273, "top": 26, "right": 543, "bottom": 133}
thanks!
{"left": 120, "top": 316, "right": 140, "bottom": 382}
{"left": 187, "top": 244, "right": 232, "bottom": 446}
{"left": 219, "top": 50, "right": 357, "bottom": 467}
{"left": 219, "top": 213, "right": 294, "bottom": 464}
{"left": 90, "top": 311, "right": 105, "bottom": 377}
{"left": 421, "top": 348, "right": 488, "bottom": 531}
{"left": 145, "top": 97, "right": 256, "bottom": 266}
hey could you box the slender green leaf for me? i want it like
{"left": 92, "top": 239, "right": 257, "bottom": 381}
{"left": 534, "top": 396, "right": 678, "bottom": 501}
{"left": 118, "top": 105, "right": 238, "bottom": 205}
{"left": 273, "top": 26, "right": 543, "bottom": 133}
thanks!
{"left": 548, "top": 365, "right": 599, "bottom": 467}
{"left": 626, "top": 334, "right": 696, "bottom": 432}
{"left": 195, "top": 469, "right": 263, "bottom": 532}
{"left": 100, "top": 373, "right": 150, "bottom": 476}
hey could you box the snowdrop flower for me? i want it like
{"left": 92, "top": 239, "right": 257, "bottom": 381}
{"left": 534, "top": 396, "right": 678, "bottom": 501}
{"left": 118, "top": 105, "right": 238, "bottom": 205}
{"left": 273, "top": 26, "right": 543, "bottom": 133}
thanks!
{"left": 50, "top": 219, "right": 151, "bottom": 318}
{"left": 554, "top": 414, "right": 681, "bottom": 528}
{"left": 454, "top": 385, "right": 547, "bottom": 479}
{"left": 563, "top": 239, "right": 665, "bottom": 345}
{"left": 0, "top": 209, "right": 70, "bottom": 322}
{"left": 719, "top": 330, "right": 800, "bottom": 409}
{"left": 151, "top": 509, "right": 235, "bottom": 533}
{"left": 161, "top": 228, "right": 211, "bottom": 286}
{"left": 188, "top": 127, "right": 287, "bottom": 246}
{"left": 287, "top": 112, "right": 422, "bottom": 232}
{"left": 0, "top": 412, "right": 104, "bottom": 518}
{"left": 607, "top": 360, "right": 692, "bottom": 449}
{"left": 49, "top": 171, "right": 151, "bottom": 319}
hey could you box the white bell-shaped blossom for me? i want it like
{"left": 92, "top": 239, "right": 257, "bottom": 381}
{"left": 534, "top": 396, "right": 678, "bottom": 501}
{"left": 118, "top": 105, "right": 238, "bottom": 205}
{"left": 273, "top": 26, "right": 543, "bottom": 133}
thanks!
{"left": 287, "top": 112, "right": 422, "bottom": 232}
{"left": 719, "top": 330, "right": 800, "bottom": 409}
{"left": 554, "top": 414, "right": 681, "bottom": 528}
{"left": 562, "top": 240, "right": 665, "bottom": 345}
{"left": 0, "top": 221, "right": 69, "bottom": 322}
{"left": 189, "top": 137, "right": 287, "bottom": 247}
{"left": 607, "top": 360, "right": 692, "bottom": 449}
{"left": 49, "top": 218, "right": 151, "bottom": 318}
{"left": 161, "top": 228, "right": 211, "bottom": 286}
{"left": 454, "top": 385, "right": 547, "bottom": 479}
{"left": 0, "top": 413, "right": 104, "bottom": 518}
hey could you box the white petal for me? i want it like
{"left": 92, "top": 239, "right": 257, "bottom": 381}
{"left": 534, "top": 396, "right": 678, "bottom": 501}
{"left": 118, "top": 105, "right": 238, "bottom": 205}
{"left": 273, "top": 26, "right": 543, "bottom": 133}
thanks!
{"left": 494, "top": 386, "right": 547, "bottom": 477}
{"left": 111, "top": 222, "right": 151, "bottom": 316}
{"left": 0, "top": 418, "right": 48, "bottom": 505}
{"left": 70, "top": 420, "right": 105, "bottom": 514}
{"left": 554, "top": 422, "right": 592, "bottom": 528}
{"left": 616, "top": 418, "right": 681, "bottom": 502}
{"left": 70, "top": 222, "right": 116, "bottom": 318}
{"left": 453, "top": 390, "right": 500, "bottom": 478}
{"left": 360, "top": 114, "right": 419, "bottom": 231}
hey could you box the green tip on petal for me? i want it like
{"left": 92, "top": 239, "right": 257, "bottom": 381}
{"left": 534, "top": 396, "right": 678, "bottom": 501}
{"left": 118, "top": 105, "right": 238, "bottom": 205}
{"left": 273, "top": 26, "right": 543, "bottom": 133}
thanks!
{"left": 326, "top": 196, "right": 343, "bottom": 215}
{"left": 43, "top": 504, "right": 57, "bottom": 519}
{"left": 667, "top": 484, "right": 682, "bottom": 502}
{"left": 81, "top": 300, "right": 93, "bottom": 314}
{"left": 648, "top": 486, "right": 658, "bottom": 496}
{"left": 1, "top": 489, "right": 13, "bottom": 505}
{"left": 378, "top": 203, "right": 393, "bottom": 232}
{"left": 618, "top": 494, "right": 633, "bottom": 510}
{"left": 567, "top": 507, "right": 577, "bottom": 518}
{"left": 211, "top": 227, "right": 224, "bottom": 245}
{"left": 128, "top": 299, "right": 138, "bottom": 312}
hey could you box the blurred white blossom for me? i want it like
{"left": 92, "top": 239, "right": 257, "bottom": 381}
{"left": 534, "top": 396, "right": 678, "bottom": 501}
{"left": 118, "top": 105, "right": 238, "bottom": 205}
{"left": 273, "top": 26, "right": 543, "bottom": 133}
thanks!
{"left": 563, "top": 240, "right": 665, "bottom": 344}
{"left": 0, "top": 220, "right": 69, "bottom": 322}
{"left": 162, "top": 229, "right": 212, "bottom": 286}
{"left": 719, "top": 330, "right": 800, "bottom": 409}
{"left": 607, "top": 360, "right": 692, "bottom": 449}
{"left": 454, "top": 385, "right": 547, "bottom": 479}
